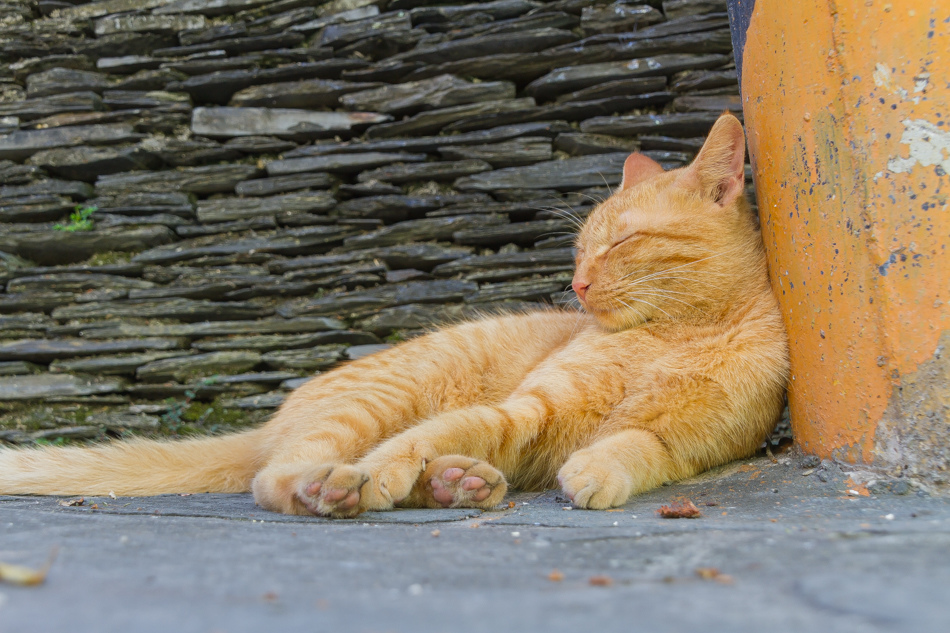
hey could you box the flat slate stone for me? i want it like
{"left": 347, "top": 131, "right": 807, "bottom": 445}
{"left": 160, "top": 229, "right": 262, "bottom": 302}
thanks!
{"left": 356, "top": 159, "right": 492, "bottom": 184}
{"left": 432, "top": 247, "right": 575, "bottom": 276}
{"left": 137, "top": 351, "right": 262, "bottom": 382}
{"left": 0, "top": 226, "right": 177, "bottom": 266}
{"left": 0, "top": 293, "right": 77, "bottom": 315}
{"left": 266, "top": 152, "right": 426, "bottom": 176}
{"left": 132, "top": 226, "right": 357, "bottom": 265}
{"left": 6, "top": 273, "right": 154, "bottom": 294}
{"left": 0, "top": 374, "right": 127, "bottom": 401}
{"left": 452, "top": 219, "right": 573, "bottom": 247}
{"left": 364, "top": 98, "right": 536, "bottom": 138}
{"left": 465, "top": 278, "right": 566, "bottom": 303}
{"left": 223, "top": 136, "right": 298, "bottom": 155}
{"left": 27, "top": 144, "right": 163, "bottom": 182}
{"left": 229, "top": 78, "right": 381, "bottom": 109}
{"left": 278, "top": 279, "right": 478, "bottom": 318}
{"left": 25, "top": 68, "right": 110, "bottom": 98}
{"left": 0, "top": 337, "right": 183, "bottom": 363}
{"left": 51, "top": 299, "right": 274, "bottom": 323}
{"left": 663, "top": 0, "right": 728, "bottom": 20}
{"left": 409, "top": 0, "right": 540, "bottom": 24}
{"left": 94, "top": 14, "right": 207, "bottom": 36}
{"left": 0, "top": 360, "right": 43, "bottom": 376}
{"left": 234, "top": 172, "right": 336, "bottom": 197}
{"left": 260, "top": 345, "right": 345, "bottom": 371}
{"left": 580, "top": 4, "right": 664, "bottom": 35}
{"left": 437, "top": 137, "right": 553, "bottom": 168}
{"left": 454, "top": 153, "right": 626, "bottom": 192}
{"left": 0, "top": 195, "right": 76, "bottom": 223}
{"left": 554, "top": 132, "right": 640, "bottom": 156}
{"left": 334, "top": 195, "right": 445, "bottom": 223}
{"left": 79, "top": 317, "right": 346, "bottom": 339}
{"left": 340, "top": 74, "right": 515, "bottom": 116}
{"left": 195, "top": 191, "right": 335, "bottom": 223}
{"left": 0, "top": 124, "right": 144, "bottom": 162}
{"left": 49, "top": 351, "right": 195, "bottom": 375}
{"left": 95, "top": 164, "right": 262, "bottom": 195}
{"left": 355, "top": 303, "right": 466, "bottom": 335}
{"left": 1, "top": 179, "right": 95, "bottom": 201}
{"left": 672, "top": 94, "right": 742, "bottom": 113}
{"left": 191, "top": 106, "right": 391, "bottom": 139}
{"left": 339, "top": 214, "right": 508, "bottom": 251}
{"left": 89, "top": 191, "right": 195, "bottom": 218}
{"left": 525, "top": 54, "right": 730, "bottom": 101}
{"left": 318, "top": 11, "right": 411, "bottom": 49}
{"left": 0, "top": 92, "right": 104, "bottom": 122}
{"left": 670, "top": 68, "right": 738, "bottom": 92}
{"left": 580, "top": 112, "right": 723, "bottom": 137}
{"left": 192, "top": 331, "right": 377, "bottom": 353}
{"left": 96, "top": 55, "right": 170, "bottom": 75}
{"left": 393, "top": 28, "right": 576, "bottom": 65}
{"left": 270, "top": 242, "right": 474, "bottom": 273}
{"left": 553, "top": 77, "right": 668, "bottom": 104}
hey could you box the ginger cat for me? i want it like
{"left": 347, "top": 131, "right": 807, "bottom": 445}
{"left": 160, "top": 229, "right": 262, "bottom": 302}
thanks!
{"left": 0, "top": 114, "right": 789, "bottom": 518}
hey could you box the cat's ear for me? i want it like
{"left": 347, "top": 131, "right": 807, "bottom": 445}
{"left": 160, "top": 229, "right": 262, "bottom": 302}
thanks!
{"left": 620, "top": 153, "right": 665, "bottom": 190}
{"left": 685, "top": 113, "right": 746, "bottom": 206}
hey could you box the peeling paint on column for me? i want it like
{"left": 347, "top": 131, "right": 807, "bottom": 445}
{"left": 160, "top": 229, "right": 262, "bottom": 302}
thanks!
{"left": 731, "top": 0, "right": 950, "bottom": 486}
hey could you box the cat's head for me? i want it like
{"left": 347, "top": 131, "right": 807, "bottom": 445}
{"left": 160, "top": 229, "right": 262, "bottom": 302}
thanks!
{"left": 573, "top": 113, "right": 765, "bottom": 331}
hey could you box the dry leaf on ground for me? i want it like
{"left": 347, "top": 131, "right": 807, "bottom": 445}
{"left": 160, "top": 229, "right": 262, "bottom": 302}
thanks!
{"left": 0, "top": 548, "right": 58, "bottom": 587}
{"left": 657, "top": 500, "right": 702, "bottom": 519}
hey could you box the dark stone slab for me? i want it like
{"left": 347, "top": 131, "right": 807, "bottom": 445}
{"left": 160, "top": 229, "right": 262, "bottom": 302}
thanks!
{"left": 260, "top": 345, "right": 344, "bottom": 371}
{"left": 93, "top": 13, "right": 208, "bottom": 36}
{"left": 525, "top": 54, "right": 730, "bottom": 101}
{"left": 25, "top": 68, "right": 110, "bottom": 99}
{"left": 0, "top": 179, "right": 95, "bottom": 201}
{"left": 0, "top": 374, "right": 127, "bottom": 401}
{"left": 0, "top": 293, "right": 77, "bottom": 315}
{"left": 392, "top": 28, "right": 576, "bottom": 65}
{"left": 554, "top": 77, "right": 668, "bottom": 104}
{"left": 670, "top": 68, "right": 738, "bottom": 92}
{"left": 192, "top": 330, "right": 378, "bottom": 353}
{"left": 79, "top": 317, "right": 345, "bottom": 339}
{"left": 437, "top": 137, "right": 553, "bottom": 168}
{"left": 340, "top": 74, "right": 515, "bottom": 116}
{"left": 355, "top": 303, "right": 466, "bottom": 335}
{"left": 672, "top": 94, "right": 742, "bottom": 113}
{"left": 357, "top": 159, "right": 492, "bottom": 184}
{"left": 580, "top": 112, "right": 722, "bottom": 137}
{"left": 137, "top": 351, "right": 262, "bottom": 382}
{"left": 0, "top": 161, "right": 44, "bottom": 186}
{"left": 6, "top": 273, "right": 153, "bottom": 294}
{"left": 95, "top": 164, "right": 262, "bottom": 196}
{"left": 409, "top": 0, "right": 540, "bottom": 24}
{"left": 266, "top": 152, "right": 426, "bottom": 176}
{"left": 663, "top": 0, "right": 727, "bottom": 20}
{"left": 455, "top": 153, "right": 625, "bottom": 192}
{"left": 234, "top": 172, "right": 335, "bottom": 196}
{"left": 283, "top": 121, "right": 571, "bottom": 158}
{"left": 27, "top": 144, "right": 163, "bottom": 182}
{"left": 464, "top": 278, "right": 565, "bottom": 303}
{"left": 339, "top": 214, "right": 507, "bottom": 251}
{"left": 51, "top": 299, "right": 274, "bottom": 323}
{"left": 638, "top": 135, "right": 706, "bottom": 152}
{"left": 132, "top": 226, "right": 358, "bottom": 265}
{"left": 223, "top": 136, "right": 298, "bottom": 155}
{"left": 0, "top": 92, "right": 103, "bottom": 122}
{"left": 166, "top": 60, "right": 370, "bottom": 105}
{"left": 100, "top": 90, "right": 192, "bottom": 111}
{"left": 338, "top": 181, "right": 403, "bottom": 197}
{"left": 554, "top": 133, "right": 639, "bottom": 156}
{"left": 334, "top": 195, "right": 446, "bottom": 223}
{"left": 89, "top": 192, "right": 195, "bottom": 218}
{"left": 441, "top": 92, "right": 674, "bottom": 133}
{"left": 0, "top": 195, "right": 75, "bottom": 223}
{"left": 365, "top": 98, "right": 536, "bottom": 138}
{"left": 0, "top": 337, "right": 184, "bottom": 363}
{"left": 270, "top": 242, "right": 474, "bottom": 274}
{"left": 96, "top": 55, "right": 170, "bottom": 75}
{"left": 0, "top": 124, "right": 145, "bottom": 162}
{"left": 395, "top": 48, "right": 579, "bottom": 84}
{"left": 74, "top": 32, "right": 180, "bottom": 59}
{"left": 191, "top": 106, "right": 391, "bottom": 139}
{"left": 152, "top": 32, "right": 306, "bottom": 57}
{"left": 176, "top": 217, "right": 278, "bottom": 237}
{"left": 229, "top": 78, "right": 382, "bottom": 109}
{"left": 9, "top": 54, "right": 93, "bottom": 83}
{"left": 0, "top": 226, "right": 177, "bottom": 266}
{"left": 195, "top": 191, "right": 335, "bottom": 223}
{"left": 318, "top": 11, "right": 411, "bottom": 49}
{"left": 432, "top": 247, "right": 575, "bottom": 276}
{"left": 452, "top": 219, "right": 573, "bottom": 247}
{"left": 126, "top": 282, "right": 251, "bottom": 302}
{"left": 580, "top": 3, "right": 664, "bottom": 35}
{"left": 0, "top": 360, "right": 42, "bottom": 376}
{"left": 278, "top": 279, "right": 477, "bottom": 318}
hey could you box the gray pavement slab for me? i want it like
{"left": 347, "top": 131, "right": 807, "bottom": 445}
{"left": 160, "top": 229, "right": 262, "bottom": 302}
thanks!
{"left": 1, "top": 453, "right": 948, "bottom": 633}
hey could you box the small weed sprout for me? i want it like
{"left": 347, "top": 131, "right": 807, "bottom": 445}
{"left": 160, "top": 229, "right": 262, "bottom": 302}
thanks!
{"left": 54, "top": 204, "right": 97, "bottom": 232}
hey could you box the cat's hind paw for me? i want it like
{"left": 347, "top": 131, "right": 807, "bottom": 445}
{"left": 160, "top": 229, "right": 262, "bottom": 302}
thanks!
{"left": 414, "top": 455, "right": 507, "bottom": 509}
{"left": 557, "top": 454, "right": 633, "bottom": 510}
{"left": 296, "top": 464, "right": 372, "bottom": 518}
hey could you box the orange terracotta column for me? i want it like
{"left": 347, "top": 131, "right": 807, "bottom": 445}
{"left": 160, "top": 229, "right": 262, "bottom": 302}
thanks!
{"left": 730, "top": 0, "right": 949, "bottom": 483}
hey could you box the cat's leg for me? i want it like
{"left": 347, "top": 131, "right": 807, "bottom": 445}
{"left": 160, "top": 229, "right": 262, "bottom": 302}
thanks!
{"left": 251, "top": 311, "right": 582, "bottom": 516}
{"left": 556, "top": 428, "right": 674, "bottom": 509}
{"left": 311, "top": 397, "right": 545, "bottom": 517}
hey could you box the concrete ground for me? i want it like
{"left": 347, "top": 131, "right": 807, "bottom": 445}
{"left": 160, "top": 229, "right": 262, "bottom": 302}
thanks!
{"left": 1, "top": 452, "right": 948, "bottom": 633}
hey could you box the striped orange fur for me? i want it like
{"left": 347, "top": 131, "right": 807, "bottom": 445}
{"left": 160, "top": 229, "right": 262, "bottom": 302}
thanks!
{"left": 0, "top": 114, "right": 789, "bottom": 517}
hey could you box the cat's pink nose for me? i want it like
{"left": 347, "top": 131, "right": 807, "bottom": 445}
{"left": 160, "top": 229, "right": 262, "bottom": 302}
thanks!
{"left": 572, "top": 279, "right": 590, "bottom": 301}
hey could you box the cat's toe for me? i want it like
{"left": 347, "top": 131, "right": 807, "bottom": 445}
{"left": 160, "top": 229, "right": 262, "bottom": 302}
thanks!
{"left": 419, "top": 456, "right": 507, "bottom": 509}
{"left": 296, "top": 464, "right": 370, "bottom": 518}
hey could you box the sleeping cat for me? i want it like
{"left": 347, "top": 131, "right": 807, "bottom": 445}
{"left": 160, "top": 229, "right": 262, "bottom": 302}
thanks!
{"left": 0, "top": 114, "right": 789, "bottom": 518}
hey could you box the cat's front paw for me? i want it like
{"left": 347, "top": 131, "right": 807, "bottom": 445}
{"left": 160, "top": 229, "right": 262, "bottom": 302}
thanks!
{"left": 296, "top": 464, "right": 375, "bottom": 518}
{"left": 557, "top": 452, "right": 634, "bottom": 510}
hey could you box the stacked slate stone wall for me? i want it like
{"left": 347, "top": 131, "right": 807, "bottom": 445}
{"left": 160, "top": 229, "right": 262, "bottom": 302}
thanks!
{"left": 0, "top": 0, "right": 766, "bottom": 444}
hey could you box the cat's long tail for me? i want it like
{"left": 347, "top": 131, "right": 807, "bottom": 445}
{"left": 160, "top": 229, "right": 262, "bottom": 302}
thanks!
{"left": 0, "top": 429, "right": 269, "bottom": 496}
